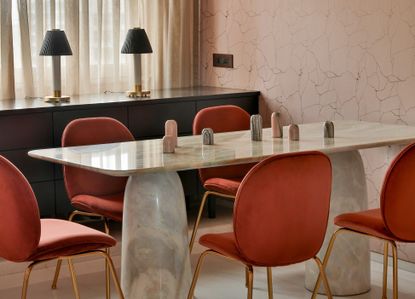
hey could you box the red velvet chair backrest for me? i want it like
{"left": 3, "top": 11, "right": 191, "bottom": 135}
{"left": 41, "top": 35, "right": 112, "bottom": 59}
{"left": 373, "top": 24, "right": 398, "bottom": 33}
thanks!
{"left": 0, "top": 156, "right": 41, "bottom": 262}
{"left": 193, "top": 105, "right": 254, "bottom": 183}
{"left": 62, "top": 117, "right": 135, "bottom": 199}
{"left": 381, "top": 143, "right": 415, "bottom": 241}
{"left": 233, "top": 152, "right": 332, "bottom": 266}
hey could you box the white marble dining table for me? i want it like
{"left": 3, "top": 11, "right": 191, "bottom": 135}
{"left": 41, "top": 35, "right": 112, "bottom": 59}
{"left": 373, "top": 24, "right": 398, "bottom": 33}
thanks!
{"left": 29, "top": 120, "right": 415, "bottom": 298}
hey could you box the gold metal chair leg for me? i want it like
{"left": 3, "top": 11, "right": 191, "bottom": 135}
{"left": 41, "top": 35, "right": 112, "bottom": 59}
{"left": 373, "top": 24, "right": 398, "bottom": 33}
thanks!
{"left": 189, "top": 192, "right": 210, "bottom": 253}
{"left": 390, "top": 241, "right": 398, "bottom": 299}
{"left": 51, "top": 259, "right": 62, "bottom": 289}
{"left": 311, "top": 228, "right": 344, "bottom": 298}
{"left": 68, "top": 258, "right": 81, "bottom": 299}
{"left": 383, "top": 241, "right": 389, "bottom": 299}
{"left": 245, "top": 266, "right": 249, "bottom": 287}
{"left": 21, "top": 264, "right": 35, "bottom": 299}
{"left": 267, "top": 267, "right": 273, "bottom": 299}
{"left": 104, "top": 218, "right": 111, "bottom": 299}
{"left": 313, "top": 257, "right": 332, "bottom": 299}
{"left": 101, "top": 251, "right": 125, "bottom": 299}
{"left": 187, "top": 250, "right": 211, "bottom": 299}
{"left": 246, "top": 265, "right": 254, "bottom": 299}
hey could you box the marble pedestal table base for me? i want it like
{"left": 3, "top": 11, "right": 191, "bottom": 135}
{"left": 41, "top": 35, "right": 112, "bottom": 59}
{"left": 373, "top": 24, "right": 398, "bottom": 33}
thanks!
{"left": 305, "top": 151, "right": 370, "bottom": 295}
{"left": 121, "top": 171, "right": 191, "bottom": 299}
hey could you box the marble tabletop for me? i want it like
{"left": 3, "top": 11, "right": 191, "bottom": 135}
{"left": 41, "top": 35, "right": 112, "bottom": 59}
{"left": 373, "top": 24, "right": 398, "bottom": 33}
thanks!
{"left": 29, "top": 120, "right": 415, "bottom": 177}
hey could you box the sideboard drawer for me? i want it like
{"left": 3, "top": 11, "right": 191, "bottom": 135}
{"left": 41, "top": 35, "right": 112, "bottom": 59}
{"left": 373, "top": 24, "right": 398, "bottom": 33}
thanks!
{"left": 196, "top": 96, "right": 259, "bottom": 114}
{"left": 0, "top": 149, "right": 54, "bottom": 183}
{"left": 129, "top": 101, "right": 195, "bottom": 138}
{"left": 53, "top": 107, "right": 128, "bottom": 145}
{"left": 0, "top": 112, "right": 53, "bottom": 150}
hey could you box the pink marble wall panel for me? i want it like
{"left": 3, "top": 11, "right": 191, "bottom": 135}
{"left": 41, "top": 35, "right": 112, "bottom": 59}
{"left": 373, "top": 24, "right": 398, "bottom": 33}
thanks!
{"left": 201, "top": 0, "right": 415, "bottom": 262}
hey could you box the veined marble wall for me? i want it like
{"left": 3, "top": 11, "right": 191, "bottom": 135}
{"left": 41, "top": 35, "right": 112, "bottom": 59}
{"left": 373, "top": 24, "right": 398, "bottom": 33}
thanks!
{"left": 200, "top": 0, "right": 415, "bottom": 262}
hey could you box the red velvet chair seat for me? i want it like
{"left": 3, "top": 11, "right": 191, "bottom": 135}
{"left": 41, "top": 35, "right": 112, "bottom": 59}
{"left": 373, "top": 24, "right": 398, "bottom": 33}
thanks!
{"left": 199, "top": 233, "right": 244, "bottom": 262}
{"left": 28, "top": 219, "right": 116, "bottom": 261}
{"left": 203, "top": 177, "right": 243, "bottom": 196}
{"left": 334, "top": 208, "right": 405, "bottom": 242}
{"left": 71, "top": 192, "right": 124, "bottom": 222}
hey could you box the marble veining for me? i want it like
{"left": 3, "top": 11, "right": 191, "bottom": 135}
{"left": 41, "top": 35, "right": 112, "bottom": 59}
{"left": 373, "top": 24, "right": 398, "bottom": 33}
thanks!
{"left": 29, "top": 121, "right": 415, "bottom": 177}
{"left": 200, "top": 0, "right": 415, "bottom": 263}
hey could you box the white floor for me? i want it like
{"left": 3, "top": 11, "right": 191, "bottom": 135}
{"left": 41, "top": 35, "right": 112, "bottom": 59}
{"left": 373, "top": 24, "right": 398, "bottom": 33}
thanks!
{"left": 1, "top": 206, "right": 415, "bottom": 298}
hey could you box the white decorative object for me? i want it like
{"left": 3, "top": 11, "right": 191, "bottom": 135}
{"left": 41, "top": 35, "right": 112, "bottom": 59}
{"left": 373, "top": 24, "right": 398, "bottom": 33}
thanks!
{"left": 289, "top": 124, "right": 300, "bottom": 141}
{"left": 271, "top": 112, "right": 283, "bottom": 138}
{"left": 250, "top": 114, "right": 263, "bottom": 141}
{"left": 162, "top": 136, "right": 175, "bottom": 153}
{"left": 324, "top": 121, "right": 335, "bottom": 138}
{"left": 165, "top": 120, "right": 178, "bottom": 147}
{"left": 202, "top": 128, "right": 214, "bottom": 145}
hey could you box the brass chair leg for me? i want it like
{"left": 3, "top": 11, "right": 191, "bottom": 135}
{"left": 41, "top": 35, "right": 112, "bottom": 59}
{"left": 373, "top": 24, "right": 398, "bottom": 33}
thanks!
{"left": 187, "top": 250, "right": 211, "bottom": 299}
{"left": 383, "top": 241, "right": 389, "bottom": 299}
{"left": 21, "top": 263, "right": 35, "bottom": 299}
{"left": 189, "top": 192, "right": 210, "bottom": 253}
{"left": 104, "top": 218, "right": 111, "bottom": 299}
{"left": 246, "top": 265, "right": 254, "bottom": 299}
{"left": 68, "top": 258, "right": 81, "bottom": 299}
{"left": 311, "top": 228, "right": 344, "bottom": 298}
{"left": 101, "top": 251, "right": 125, "bottom": 299}
{"left": 390, "top": 241, "right": 398, "bottom": 299}
{"left": 267, "top": 267, "right": 273, "bottom": 299}
{"left": 245, "top": 266, "right": 249, "bottom": 287}
{"left": 313, "top": 257, "right": 332, "bottom": 299}
{"left": 51, "top": 259, "right": 62, "bottom": 289}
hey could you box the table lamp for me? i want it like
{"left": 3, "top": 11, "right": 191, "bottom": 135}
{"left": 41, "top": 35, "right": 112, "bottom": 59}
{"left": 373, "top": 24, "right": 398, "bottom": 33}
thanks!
{"left": 121, "top": 28, "right": 153, "bottom": 98}
{"left": 39, "top": 29, "right": 72, "bottom": 103}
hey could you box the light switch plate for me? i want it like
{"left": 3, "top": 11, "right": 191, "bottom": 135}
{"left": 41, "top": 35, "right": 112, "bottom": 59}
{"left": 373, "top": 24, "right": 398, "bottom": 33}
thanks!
{"left": 213, "top": 53, "right": 234, "bottom": 68}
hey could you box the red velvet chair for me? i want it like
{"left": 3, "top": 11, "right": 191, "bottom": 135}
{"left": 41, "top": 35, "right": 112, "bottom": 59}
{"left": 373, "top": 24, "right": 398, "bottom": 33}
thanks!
{"left": 0, "top": 155, "right": 124, "bottom": 299}
{"left": 53, "top": 117, "right": 134, "bottom": 295}
{"left": 314, "top": 142, "right": 415, "bottom": 299}
{"left": 189, "top": 105, "right": 255, "bottom": 252}
{"left": 187, "top": 151, "right": 333, "bottom": 299}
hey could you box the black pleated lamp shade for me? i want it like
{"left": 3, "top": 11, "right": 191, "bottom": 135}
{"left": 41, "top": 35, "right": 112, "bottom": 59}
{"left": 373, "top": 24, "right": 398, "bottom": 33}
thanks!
{"left": 39, "top": 30, "right": 72, "bottom": 56}
{"left": 121, "top": 28, "right": 153, "bottom": 54}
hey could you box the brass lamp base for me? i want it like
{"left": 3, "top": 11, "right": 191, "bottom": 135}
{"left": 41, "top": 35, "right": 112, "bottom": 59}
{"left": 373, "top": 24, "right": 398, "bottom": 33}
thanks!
{"left": 126, "top": 84, "right": 150, "bottom": 98}
{"left": 44, "top": 95, "right": 70, "bottom": 103}
{"left": 44, "top": 90, "right": 70, "bottom": 103}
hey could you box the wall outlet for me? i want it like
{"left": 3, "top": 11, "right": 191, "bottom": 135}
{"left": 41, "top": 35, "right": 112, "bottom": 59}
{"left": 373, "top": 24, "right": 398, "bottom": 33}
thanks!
{"left": 213, "top": 53, "right": 234, "bottom": 68}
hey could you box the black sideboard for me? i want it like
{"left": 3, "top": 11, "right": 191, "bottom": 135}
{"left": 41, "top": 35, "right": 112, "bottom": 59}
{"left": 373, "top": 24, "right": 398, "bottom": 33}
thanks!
{"left": 0, "top": 86, "right": 259, "bottom": 218}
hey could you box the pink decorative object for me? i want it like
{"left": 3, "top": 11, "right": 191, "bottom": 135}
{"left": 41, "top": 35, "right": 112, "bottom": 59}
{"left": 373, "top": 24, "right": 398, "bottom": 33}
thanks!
{"left": 163, "top": 135, "right": 175, "bottom": 153}
{"left": 271, "top": 112, "right": 282, "bottom": 138}
{"left": 165, "top": 120, "right": 178, "bottom": 147}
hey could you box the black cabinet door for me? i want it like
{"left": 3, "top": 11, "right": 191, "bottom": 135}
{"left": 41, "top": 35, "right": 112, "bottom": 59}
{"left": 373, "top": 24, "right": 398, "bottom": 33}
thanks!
{"left": 0, "top": 112, "right": 53, "bottom": 150}
{"left": 53, "top": 107, "right": 128, "bottom": 145}
{"left": 129, "top": 101, "right": 196, "bottom": 138}
{"left": 0, "top": 149, "right": 54, "bottom": 183}
{"left": 32, "top": 181, "right": 55, "bottom": 218}
{"left": 196, "top": 96, "right": 259, "bottom": 114}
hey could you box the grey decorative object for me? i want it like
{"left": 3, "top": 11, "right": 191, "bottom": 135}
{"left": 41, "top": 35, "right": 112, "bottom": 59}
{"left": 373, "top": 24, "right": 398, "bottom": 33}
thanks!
{"left": 162, "top": 135, "right": 175, "bottom": 153}
{"left": 250, "top": 114, "right": 263, "bottom": 141}
{"left": 271, "top": 112, "right": 283, "bottom": 138}
{"left": 165, "top": 120, "right": 178, "bottom": 147}
{"left": 202, "top": 128, "right": 214, "bottom": 145}
{"left": 289, "top": 124, "right": 300, "bottom": 141}
{"left": 324, "top": 121, "right": 335, "bottom": 138}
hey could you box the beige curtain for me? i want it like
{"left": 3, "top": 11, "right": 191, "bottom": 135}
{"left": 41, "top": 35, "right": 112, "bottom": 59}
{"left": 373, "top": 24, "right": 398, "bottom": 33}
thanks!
{"left": 0, "top": 0, "right": 197, "bottom": 99}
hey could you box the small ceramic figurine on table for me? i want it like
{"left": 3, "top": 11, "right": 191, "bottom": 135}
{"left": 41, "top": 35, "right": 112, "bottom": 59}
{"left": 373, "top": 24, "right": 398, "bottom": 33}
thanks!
{"left": 271, "top": 112, "right": 283, "bottom": 138}
{"left": 162, "top": 135, "right": 175, "bottom": 153}
{"left": 289, "top": 124, "right": 300, "bottom": 141}
{"left": 250, "top": 114, "right": 263, "bottom": 141}
{"left": 202, "top": 128, "right": 214, "bottom": 145}
{"left": 165, "top": 120, "right": 178, "bottom": 147}
{"left": 324, "top": 121, "right": 335, "bottom": 138}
